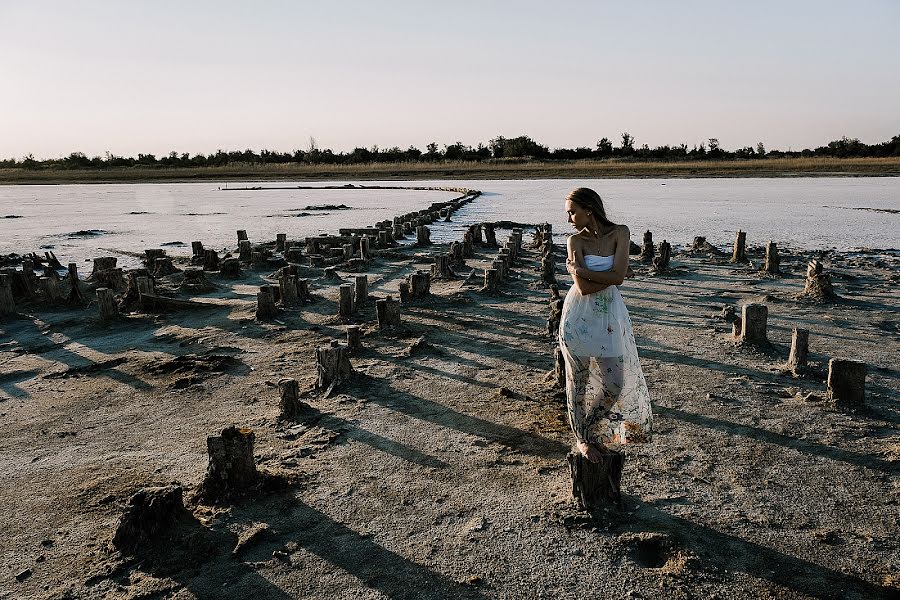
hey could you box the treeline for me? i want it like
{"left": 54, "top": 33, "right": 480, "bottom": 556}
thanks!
{"left": 3, "top": 133, "right": 899, "bottom": 170}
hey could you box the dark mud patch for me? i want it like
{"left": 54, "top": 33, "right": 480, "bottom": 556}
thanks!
{"left": 45, "top": 357, "right": 128, "bottom": 379}
{"left": 297, "top": 204, "right": 351, "bottom": 211}
{"left": 149, "top": 354, "right": 249, "bottom": 377}
{"left": 3, "top": 214, "right": 23, "bottom": 219}
{"left": 178, "top": 212, "right": 226, "bottom": 216}
{"left": 127, "top": 211, "right": 152, "bottom": 215}
{"left": 160, "top": 241, "right": 185, "bottom": 246}
{"left": 66, "top": 229, "right": 109, "bottom": 238}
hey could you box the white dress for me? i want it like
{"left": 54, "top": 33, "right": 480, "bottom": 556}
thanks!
{"left": 559, "top": 255, "right": 653, "bottom": 447}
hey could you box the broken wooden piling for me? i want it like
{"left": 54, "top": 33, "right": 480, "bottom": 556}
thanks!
{"left": 731, "top": 230, "right": 747, "bottom": 263}
{"left": 788, "top": 328, "right": 809, "bottom": 371}
{"left": 97, "top": 287, "right": 118, "bottom": 320}
{"left": 376, "top": 296, "right": 401, "bottom": 328}
{"left": 197, "top": 426, "right": 258, "bottom": 502}
{"left": 568, "top": 450, "right": 624, "bottom": 511}
{"left": 316, "top": 340, "right": 352, "bottom": 391}
{"left": 739, "top": 303, "right": 768, "bottom": 345}
{"left": 256, "top": 285, "right": 277, "bottom": 320}
{"left": 827, "top": 359, "right": 866, "bottom": 409}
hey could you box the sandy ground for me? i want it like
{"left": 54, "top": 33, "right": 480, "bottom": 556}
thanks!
{"left": 0, "top": 233, "right": 898, "bottom": 599}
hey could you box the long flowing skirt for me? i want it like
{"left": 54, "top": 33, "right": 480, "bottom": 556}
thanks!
{"left": 559, "top": 284, "right": 653, "bottom": 447}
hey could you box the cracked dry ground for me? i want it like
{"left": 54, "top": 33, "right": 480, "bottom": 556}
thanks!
{"left": 0, "top": 241, "right": 897, "bottom": 599}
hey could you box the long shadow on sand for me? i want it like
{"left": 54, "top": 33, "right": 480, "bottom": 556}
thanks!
{"left": 346, "top": 375, "right": 569, "bottom": 460}
{"left": 610, "top": 495, "right": 895, "bottom": 599}
{"left": 655, "top": 406, "right": 895, "bottom": 474}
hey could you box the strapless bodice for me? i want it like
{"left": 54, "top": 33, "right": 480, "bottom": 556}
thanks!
{"left": 584, "top": 254, "right": 614, "bottom": 272}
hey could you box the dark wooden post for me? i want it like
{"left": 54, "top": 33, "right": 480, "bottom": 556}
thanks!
{"left": 542, "top": 254, "right": 557, "bottom": 285}
{"left": 393, "top": 223, "right": 404, "bottom": 239}
{"left": 0, "top": 274, "right": 15, "bottom": 315}
{"left": 354, "top": 275, "right": 367, "bottom": 307}
{"left": 66, "top": 263, "right": 84, "bottom": 304}
{"left": 482, "top": 268, "right": 499, "bottom": 293}
{"left": 359, "top": 237, "right": 371, "bottom": 259}
{"left": 554, "top": 346, "right": 566, "bottom": 388}
{"left": 739, "top": 303, "right": 768, "bottom": 345}
{"left": 251, "top": 251, "right": 267, "bottom": 270}
{"left": 804, "top": 260, "right": 836, "bottom": 299}
{"left": 89, "top": 257, "right": 117, "bottom": 280}
{"left": 827, "top": 359, "right": 866, "bottom": 409}
{"left": 191, "top": 241, "right": 204, "bottom": 258}
{"left": 238, "top": 240, "right": 251, "bottom": 262}
{"left": 339, "top": 284, "right": 354, "bottom": 318}
{"left": 316, "top": 340, "right": 352, "bottom": 391}
{"left": 639, "top": 230, "right": 655, "bottom": 263}
{"left": 763, "top": 241, "right": 780, "bottom": 274}
{"left": 484, "top": 223, "right": 498, "bottom": 247}
{"left": 651, "top": 241, "right": 671, "bottom": 273}
{"left": 97, "top": 287, "right": 118, "bottom": 320}
{"left": 409, "top": 271, "right": 431, "bottom": 298}
{"left": 203, "top": 249, "right": 220, "bottom": 271}
{"left": 256, "top": 285, "right": 277, "bottom": 320}
{"left": 220, "top": 257, "right": 241, "bottom": 278}
{"left": 416, "top": 225, "right": 431, "bottom": 246}
{"left": 198, "top": 426, "right": 258, "bottom": 502}
{"left": 279, "top": 268, "right": 299, "bottom": 306}
{"left": 278, "top": 378, "right": 307, "bottom": 421}
{"left": 788, "top": 328, "right": 809, "bottom": 370}
{"left": 276, "top": 234, "right": 287, "bottom": 252}
{"left": 376, "top": 296, "right": 401, "bottom": 328}
{"left": 568, "top": 451, "right": 624, "bottom": 511}
{"left": 237, "top": 230, "right": 248, "bottom": 243}
{"left": 297, "top": 278, "right": 311, "bottom": 303}
{"left": 432, "top": 255, "right": 453, "bottom": 279}
{"left": 731, "top": 230, "right": 747, "bottom": 263}
{"left": 346, "top": 325, "right": 361, "bottom": 351}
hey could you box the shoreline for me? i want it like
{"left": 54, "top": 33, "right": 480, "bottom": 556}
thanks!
{"left": 2, "top": 157, "right": 900, "bottom": 185}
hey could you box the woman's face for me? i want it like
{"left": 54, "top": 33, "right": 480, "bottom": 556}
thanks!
{"left": 565, "top": 199, "right": 593, "bottom": 231}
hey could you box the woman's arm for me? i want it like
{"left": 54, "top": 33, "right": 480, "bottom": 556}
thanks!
{"left": 567, "top": 235, "right": 610, "bottom": 294}
{"left": 571, "top": 225, "right": 631, "bottom": 286}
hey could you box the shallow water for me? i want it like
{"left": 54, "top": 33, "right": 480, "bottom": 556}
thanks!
{"left": 1, "top": 177, "right": 898, "bottom": 268}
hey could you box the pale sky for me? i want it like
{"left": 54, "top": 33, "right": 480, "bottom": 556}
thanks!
{"left": 1, "top": 1, "right": 898, "bottom": 159}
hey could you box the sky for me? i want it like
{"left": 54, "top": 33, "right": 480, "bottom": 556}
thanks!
{"left": 1, "top": 1, "right": 899, "bottom": 159}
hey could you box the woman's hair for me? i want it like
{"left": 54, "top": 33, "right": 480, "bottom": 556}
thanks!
{"left": 566, "top": 187, "right": 614, "bottom": 227}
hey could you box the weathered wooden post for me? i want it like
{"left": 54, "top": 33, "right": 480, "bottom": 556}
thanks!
{"left": 639, "top": 230, "right": 654, "bottom": 263}
{"left": 180, "top": 267, "right": 215, "bottom": 292}
{"left": 111, "top": 485, "right": 189, "bottom": 553}
{"left": 450, "top": 242, "right": 464, "bottom": 265}
{"left": 238, "top": 240, "right": 251, "bottom": 262}
{"left": 341, "top": 243, "right": 353, "bottom": 260}
{"left": 279, "top": 268, "right": 299, "bottom": 306}
{"left": 763, "top": 241, "right": 780, "bottom": 274}
{"left": 191, "top": 241, "right": 204, "bottom": 258}
{"left": 470, "top": 224, "right": 483, "bottom": 245}
{"left": 548, "top": 286, "right": 564, "bottom": 336}
{"left": 144, "top": 249, "right": 166, "bottom": 270}
{"left": 482, "top": 268, "right": 499, "bottom": 293}
{"left": 739, "top": 303, "right": 768, "bottom": 345}
{"left": 787, "top": 328, "right": 809, "bottom": 371}
{"left": 398, "top": 282, "right": 411, "bottom": 303}
{"left": 66, "top": 263, "right": 84, "bottom": 304}
{"left": 463, "top": 232, "right": 474, "bottom": 258}
{"left": 731, "top": 230, "right": 747, "bottom": 263}
{"left": 278, "top": 378, "right": 307, "bottom": 421}
{"left": 97, "top": 288, "right": 118, "bottom": 320}
{"left": 286, "top": 247, "right": 303, "bottom": 263}
{"left": 827, "top": 359, "right": 866, "bottom": 409}
{"left": 251, "top": 251, "right": 268, "bottom": 270}
{"left": 403, "top": 221, "right": 413, "bottom": 235}
{"left": 409, "top": 271, "right": 431, "bottom": 298}
{"left": 89, "top": 257, "right": 118, "bottom": 280}
{"left": 378, "top": 230, "right": 390, "bottom": 248}
{"left": 237, "top": 230, "right": 248, "bottom": 244}
{"left": 358, "top": 237, "right": 370, "bottom": 260}
{"left": 152, "top": 257, "right": 178, "bottom": 277}
{"left": 432, "top": 255, "right": 453, "bottom": 279}
{"left": 203, "top": 249, "right": 220, "bottom": 271}
{"left": 416, "top": 225, "right": 431, "bottom": 246}
{"left": 554, "top": 346, "right": 566, "bottom": 388}
{"left": 316, "top": 340, "right": 352, "bottom": 391}
{"left": 256, "top": 285, "right": 277, "bottom": 320}
{"left": 568, "top": 451, "right": 625, "bottom": 511}
{"left": 276, "top": 233, "right": 287, "bottom": 253}
{"left": 804, "top": 260, "right": 836, "bottom": 299}
{"left": 651, "top": 241, "right": 671, "bottom": 273}
{"left": 0, "top": 274, "right": 15, "bottom": 315}
{"left": 392, "top": 223, "right": 404, "bottom": 239}
{"left": 484, "top": 224, "right": 498, "bottom": 247}
{"left": 308, "top": 254, "right": 325, "bottom": 268}
{"left": 40, "top": 272, "right": 64, "bottom": 304}
{"left": 346, "top": 325, "right": 362, "bottom": 351}
{"left": 376, "top": 296, "right": 401, "bottom": 328}
{"left": 492, "top": 259, "right": 506, "bottom": 281}
{"left": 354, "top": 275, "right": 367, "bottom": 307}
{"left": 339, "top": 284, "right": 355, "bottom": 318}
{"left": 220, "top": 257, "right": 241, "bottom": 279}
{"left": 542, "top": 254, "right": 557, "bottom": 285}
{"left": 198, "top": 426, "right": 258, "bottom": 502}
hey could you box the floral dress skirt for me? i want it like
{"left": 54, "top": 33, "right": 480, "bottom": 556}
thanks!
{"left": 559, "top": 284, "right": 653, "bottom": 448}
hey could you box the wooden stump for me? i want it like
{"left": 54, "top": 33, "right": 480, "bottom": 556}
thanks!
{"left": 298, "top": 278, "right": 311, "bottom": 303}
{"left": 220, "top": 257, "right": 241, "bottom": 279}
{"left": 492, "top": 259, "right": 506, "bottom": 281}
{"left": 237, "top": 230, "right": 249, "bottom": 243}
{"left": 316, "top": 341, "right": 352, "bottom": 391}
{"left": 180, "top": 267, "right": 215, "bottom": 292}
{"left": 198, "top": 426, "right": 258, "bottom": 502}
{"left": 376, "top": 296, "right": 401, "bottom": 328}
{"left": 0, "top": 274, "right": 15, "bottom": 315}
{"left": 804, "top": 260, "right": 836, "bottom": 300}
{"left": 323, "top": 266, "right": 340, "bottom": 282}
{"left": 398, "top": 282, "right": 411, "bottom": 303}
{"left": 339, "top": 284, "right": 355, "bottom": 318}
{"left": 111, "top": 485, "right": 190, "bottom": 554}
{"left": 354, "top": 275, "right": 368, "bottom": 307}
{"left": 251, "top": 251, "right": 268, "bottom": 270}
{"left": 481, "top": 268, "right": 499, "bottom": 293}
{"left": 40, "top": 273, "right": 64, "bottom": 304}
{"left": 463, "top": 233, "right": 474, "bottom": 258}
{"left": 499, "top": 249, "right": 512, "bottom": 271}
{"left": 256, "top": 285, "right": 278, "bottom": 320}
{"left": 278, "top": 378, "right": 307, "bottom": 421}
{"left": 276, "top": 233, "right": 287, "bottom": 252}
{"left": 409, "top": 271, "right": 430, "bottom": 298}
{"left": 89, "top": 257, "right": 117, "bottom": 281}
{"left": 279, "top": 270, "right": 299, "bottom": 306}
{"left": 191, "top": 241, "right": 204, "bottom": 257}
{"left": 68, "top": 263, "right": 85, "bottom": 303}
{"left": 392, "top": 224, "right": 404, "bottom": 239}
{"left": 97, "top": 287, "right": 119, "bottom": 320}
{"left": 483, "top": 224, "right": 498, "bottom": 247}
{"left": 403, "top": 222, "right": 413, "bottom": 235}
{"left": 731, "top": 230, "right": 747, "bottom": 263}
{"left": 378, "top": 230, "right": 390, "bottom": 248}
{"left": 827, "top": 359, "right": 866, "bottom": 409}
{"left": 359, "top": 237, "right": 371, "bottom": 259}
{"left": 788, "top": 328, "right": 809, "bottom": 370}
{"left": 763, "top": 241, "right": 780, "bottom": 274}
{"left": 346, "top": 325, "right": 362, "bottom": 351}
{"left": 416, "top": 225, "right": 431, "bottom": 246}
{"left": 541, "top": 254, "right": 557, "bottom": 285}
{"left": 432, "top": 255, "right": 453, "bottom": 279}
{"left": 450, "top": 242, "right": 464, "bottom": 266}
{"left": 471, "top": 224, "right": 483, "bottom": 245}
{"left": 144, "top": 249, "right": 166, "bottom": 270}
{"left": 554, "top": 346, "right": 566, "bottom": 388}
{"left": 286, "top": 247, "right": 304, "bottom": 263}
{"left": 238, "top": 240, "right": 251, "bottom": 262}
{"left": 152, "top": 257, "right": 179, "bottom": 277}
{"left": 650, "top": 241, "right": 671, "bottom": 273}
{"left": 568, "top": 450, "right": 624, "bottom": 511}
{"left": 739, "top": 303, "right": 768, "bottom": 345}
{"left": 548, "top": 289, "right": 564, "bottom": 336}
{"left": 203, "top": 249, "right": 219, "bottom": 271}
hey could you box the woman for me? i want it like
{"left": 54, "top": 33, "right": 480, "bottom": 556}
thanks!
{"left": 559, "top": 187, "right": 653, "bottom": 463}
